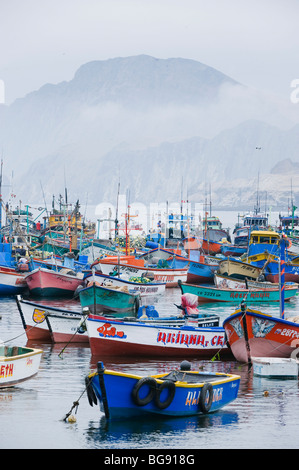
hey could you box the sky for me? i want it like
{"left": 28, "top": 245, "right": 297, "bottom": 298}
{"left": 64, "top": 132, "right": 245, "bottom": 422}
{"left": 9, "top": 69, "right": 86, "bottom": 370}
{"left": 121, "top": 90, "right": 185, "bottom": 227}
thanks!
{"left": 0, "top": 0, "right": 299, "bottom": 105}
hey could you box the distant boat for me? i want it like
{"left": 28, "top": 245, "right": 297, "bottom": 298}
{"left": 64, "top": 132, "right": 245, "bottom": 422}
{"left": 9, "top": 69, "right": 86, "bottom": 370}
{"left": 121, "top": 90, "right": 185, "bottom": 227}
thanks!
{"left": 83, "top": 271, "right": 166, "bottom": 297}
{"left": 98, "top": 256, "right": 188, "bottom": 287}
{"left": 186, "top": 258, "right": 219, "bottom": 284}
{"left": 217, "top": 257, "right": 263, "bottom": 280}
{"left": 85, "top": 360, "right": 241, "bottom": 419}
{"left": 214, "top": 273, "right": 298, "bottom": 291}
{"left": 220, "top": 244, "right": 247, "bottom": 257}
{"left": 0, "top": 343, "right": 43, "bottom": 388}
{"left": 25, "top": 267, "right": 84, "bottom": 297}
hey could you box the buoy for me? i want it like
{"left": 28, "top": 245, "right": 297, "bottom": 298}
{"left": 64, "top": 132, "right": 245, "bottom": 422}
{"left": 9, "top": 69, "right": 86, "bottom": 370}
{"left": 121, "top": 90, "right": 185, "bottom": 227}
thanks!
{"left": 263, "top": 390, "right": 269, "bottom": 397}
{"left": 67, "top": 414, "right": 77, "bottom": 423}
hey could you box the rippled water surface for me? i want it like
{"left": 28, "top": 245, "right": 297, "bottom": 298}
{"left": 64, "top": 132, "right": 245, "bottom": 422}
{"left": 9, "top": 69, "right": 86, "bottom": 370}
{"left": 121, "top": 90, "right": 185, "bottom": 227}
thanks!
{"left": 1, "top": 289, "right": 299, "bottom": 450}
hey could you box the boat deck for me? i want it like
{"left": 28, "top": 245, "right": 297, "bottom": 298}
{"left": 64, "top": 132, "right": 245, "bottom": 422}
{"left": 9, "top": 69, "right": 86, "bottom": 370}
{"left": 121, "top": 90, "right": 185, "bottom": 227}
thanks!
{"left": 159, "top": 371, "right": 224, "bottom": 384}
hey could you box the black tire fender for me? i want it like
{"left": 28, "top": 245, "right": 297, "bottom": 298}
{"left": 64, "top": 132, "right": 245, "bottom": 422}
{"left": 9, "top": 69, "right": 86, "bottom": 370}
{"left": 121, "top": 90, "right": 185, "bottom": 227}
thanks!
{"left": 134, "top": 295, "right": 140, "bottom": 314}
{"left": 85, "top": 376, "right": 97, "bottom": 407}
{"left": 132, "top": 377, "right": 157, "bottom": 406}
{"left": 154, "top": 380, "right": 176, "bottom": 409}
{"left": 199, "top": 382, "right": 213, "bottom": 413}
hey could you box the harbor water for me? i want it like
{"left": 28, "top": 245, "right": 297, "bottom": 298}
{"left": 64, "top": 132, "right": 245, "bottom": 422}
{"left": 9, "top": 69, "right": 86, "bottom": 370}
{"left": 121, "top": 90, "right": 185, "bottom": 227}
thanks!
{"left": 1, "top": 287, "right": 299, "bottom": 450}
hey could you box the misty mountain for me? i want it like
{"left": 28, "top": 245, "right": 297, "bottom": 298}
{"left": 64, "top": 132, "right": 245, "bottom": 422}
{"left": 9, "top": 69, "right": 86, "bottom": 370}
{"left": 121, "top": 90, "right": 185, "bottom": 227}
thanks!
{"left": 0, "top": 55, "right": 298, "bottom": 209}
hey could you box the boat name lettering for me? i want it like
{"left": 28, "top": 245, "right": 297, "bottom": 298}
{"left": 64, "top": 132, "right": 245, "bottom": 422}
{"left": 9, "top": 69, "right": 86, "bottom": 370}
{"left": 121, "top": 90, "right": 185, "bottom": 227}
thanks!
{"left": 185, "top": 387, "right": 223, "bottom": 407}
{"left": 96, "top": 322, "right": 127, "bottom": 339}
{"left": 0, "top": 364, "right": 13, "bottom": 378}
{"left": 154, "top": 275, "right": 174, "bottom": 282}
{"left": 139, "top": 286, "right": 158, "bottom": 293}
{"left": 156, "top": 331, "right": 225, "bottom": 348}
{"left": 279, "top": 328, "right": 299, "bottom": 339}
{"left": 229, "top": 292, "right": 270, "bottom": 299}
{"left": 122, "top": 267, "right": 139, "bottom": 274}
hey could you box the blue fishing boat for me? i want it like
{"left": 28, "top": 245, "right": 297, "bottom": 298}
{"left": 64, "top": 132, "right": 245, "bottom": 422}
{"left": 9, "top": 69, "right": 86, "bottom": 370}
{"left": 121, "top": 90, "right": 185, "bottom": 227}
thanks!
{"left": 85, "top": 360, "right": 241, "bottom": 420}
{"left": 187, "top": 258, "right": 219, "bottom": 284}
{"left": 221, "top": 244, "right": 247, "bottom": 257}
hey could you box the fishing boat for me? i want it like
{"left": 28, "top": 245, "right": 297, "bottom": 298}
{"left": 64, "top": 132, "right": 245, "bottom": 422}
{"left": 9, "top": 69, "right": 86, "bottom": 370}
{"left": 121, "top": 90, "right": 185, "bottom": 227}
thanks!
{"left": 179, "top": 281, "right": 298, "bottom": 303}
{"left": 217, "top": 257, "right": 263, "bottom": 280}
{"left": 214, "top": 273, "right": 298, "bottom": 291}
{"left": 0, "top": 266, "right": 27, "bottom": 295}
{"left": 98, "top": 256, "right": 188, "bottom": 287}
{"left": 223, "top": 236, "right": 299, "bottom": 362}
{"left": 16, "top": 295, "right": 84, "bottom": 342}
{"left": 25, "top": 267, "right": 84, "bottom": 297}
{"left": 83, "top": 271, "right": 166, "bottom": 297}
{"left": 86, "top": 314, "right": 231, "bottom": 358}
{"left": 223, "top": 304, "right": 299, "bottom": 362}
{"left": 0, "top": 343, "right": 43, "bottom": 387}
{"left": 251, "top": 357, "right": 298, "bottom": 379}
{"left": 79, "top": 282, "right": 141, "bottom": 315}
{"left": 186, "top": 258, "right": 219, "bottom": 284}
{"left": 85, "top": 360, "right": 240, "bottom": 419}
{"left": 220, "top": 244, "right": 247, "bottom": 257}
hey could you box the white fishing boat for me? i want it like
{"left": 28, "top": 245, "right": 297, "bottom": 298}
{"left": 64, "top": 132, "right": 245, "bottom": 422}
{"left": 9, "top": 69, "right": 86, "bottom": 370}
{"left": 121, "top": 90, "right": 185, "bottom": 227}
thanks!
{"left": 0, "top": 343, "right": 43, "bottom": 387}
{"left": 251, "top": 357, "right": 298, "bottom": 379}
{"left": 83, "top": 271, "right": 166, "bottom": 297}
{"left": 16, "top": 295, "right": 84, "bottom": 342}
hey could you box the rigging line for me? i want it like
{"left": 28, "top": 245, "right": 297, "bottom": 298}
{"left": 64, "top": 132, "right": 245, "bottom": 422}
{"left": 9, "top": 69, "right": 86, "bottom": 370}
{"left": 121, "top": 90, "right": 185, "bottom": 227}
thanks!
{"left": 40, "top": 181, "right": 59, "bottom": 269}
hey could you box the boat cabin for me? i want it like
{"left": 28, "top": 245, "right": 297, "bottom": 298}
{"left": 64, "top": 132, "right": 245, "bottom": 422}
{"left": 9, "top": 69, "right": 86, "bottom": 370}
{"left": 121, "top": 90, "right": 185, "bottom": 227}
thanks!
{"left": 248, "top": 230, "right": 280, "bottom": 260}
{"left": 249, "top": 230, "right": 280, "bottom": 246}
{"left": 243, "top": 214, "right": 268, "bottom": 229}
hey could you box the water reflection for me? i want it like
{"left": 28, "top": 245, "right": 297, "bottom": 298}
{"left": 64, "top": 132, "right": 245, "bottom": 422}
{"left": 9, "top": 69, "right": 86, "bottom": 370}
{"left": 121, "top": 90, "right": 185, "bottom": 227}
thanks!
{"left": 85, "top": 410, "right": 240, "bottom": 449}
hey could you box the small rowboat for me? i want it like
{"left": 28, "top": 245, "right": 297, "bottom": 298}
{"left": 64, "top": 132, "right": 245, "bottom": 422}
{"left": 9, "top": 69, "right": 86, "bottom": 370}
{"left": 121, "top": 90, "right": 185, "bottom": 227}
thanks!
{"left": 0, "top": 344, "right": 42, "bottom": 388}
{"left": 85, "top": 360, "right": 241, "bottom": 420}
{"left": 251, "top": 357, "right": 298, "bottom": 379}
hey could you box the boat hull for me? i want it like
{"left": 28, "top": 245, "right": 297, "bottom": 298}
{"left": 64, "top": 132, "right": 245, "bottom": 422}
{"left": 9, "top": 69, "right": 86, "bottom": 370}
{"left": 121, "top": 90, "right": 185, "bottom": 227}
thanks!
{"left": 223, "top": 308, "right": 299, "bottom": 362}
{"left": 87, "top": 315, "right": 232, "bottom": 358}
{"left": 0, "top": 346, "right": 42, "bottom": 388}
{"left": 186, "top": 260, "right": 218, "bottom": 284}
{"left": 25, "top": 268, "right": 84, "bottom": 297}
{"left": 16, "top": 296, "right": 85, "bottom": 342}
{"left": 265, "top": 261, "right": 299, "bottom": 283}
{"left": 179, "top": 282, "right": 298, "bottom": 303}
{"left": 218, "top": 258, "right": 263, "bottom": 280}
{"left": 251, "top": 357, "right": 298, "bottom": 379}
{"left": 79, "top": 283, "right": 140, "bottom": 315}
{"left": 87, "top": 362, "right": 240, "bottom": 419}
{"left": 0, "top": 268, "right": 27, "bottom": 295}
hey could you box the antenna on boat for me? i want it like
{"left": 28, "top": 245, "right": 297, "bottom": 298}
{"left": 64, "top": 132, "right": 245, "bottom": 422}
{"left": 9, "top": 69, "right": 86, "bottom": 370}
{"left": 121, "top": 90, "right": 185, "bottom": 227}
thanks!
{"left": 115, "top": 178, "right": 120, "bottom": 241}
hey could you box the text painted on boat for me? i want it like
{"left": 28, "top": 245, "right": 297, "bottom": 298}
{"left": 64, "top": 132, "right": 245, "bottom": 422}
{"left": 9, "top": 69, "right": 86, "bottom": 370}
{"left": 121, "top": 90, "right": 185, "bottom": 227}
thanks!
{"left": 157, "top": 331, "right": 225, "bottom": 348}
{"left": 0, "top": 357, "right": 33, "bottom": 379}
{"left": 185, "top": 387, "right": 223, "bottom": 406}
